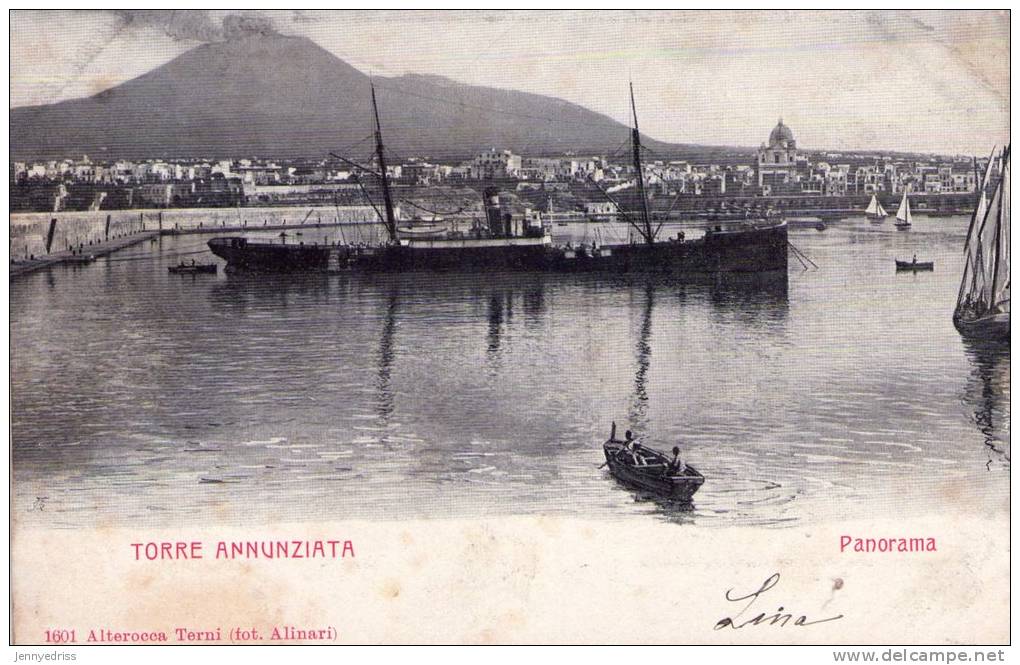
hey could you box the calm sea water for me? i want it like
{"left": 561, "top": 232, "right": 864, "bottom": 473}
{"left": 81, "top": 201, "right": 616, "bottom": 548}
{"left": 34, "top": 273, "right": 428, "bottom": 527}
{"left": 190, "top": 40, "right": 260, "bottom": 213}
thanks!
{"left": 10, "top": 214, "right": 1009, "bottom": 528}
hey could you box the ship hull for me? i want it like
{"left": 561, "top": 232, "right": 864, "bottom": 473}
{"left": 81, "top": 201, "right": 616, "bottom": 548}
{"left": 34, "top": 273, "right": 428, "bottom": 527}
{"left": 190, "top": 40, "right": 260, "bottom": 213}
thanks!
{"left": 552, "top": 223, "right": 788, "bottom": 274}
{"left": 208, "top": 222, "right": 788, "bottom": 276}
{"left": 953, "top": 312, "right": 1010, "bottom": 341}
{"left": 209, "top": 238, "right": 332, "bottom": 273}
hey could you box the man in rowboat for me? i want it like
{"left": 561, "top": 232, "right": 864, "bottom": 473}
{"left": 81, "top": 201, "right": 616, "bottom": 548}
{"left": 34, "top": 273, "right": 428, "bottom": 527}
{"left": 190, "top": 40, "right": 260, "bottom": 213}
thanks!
{"left": 622, "top": 431, "right": 644, "bottom": 465}
{"left": 667, "top": 446, "right": 685, "bottom": 475}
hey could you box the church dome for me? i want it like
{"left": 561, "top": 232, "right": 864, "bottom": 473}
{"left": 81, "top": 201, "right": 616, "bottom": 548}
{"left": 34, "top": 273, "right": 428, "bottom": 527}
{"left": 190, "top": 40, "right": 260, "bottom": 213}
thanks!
{"left": 769, "top": 119, "right": 794, "bottom": 145}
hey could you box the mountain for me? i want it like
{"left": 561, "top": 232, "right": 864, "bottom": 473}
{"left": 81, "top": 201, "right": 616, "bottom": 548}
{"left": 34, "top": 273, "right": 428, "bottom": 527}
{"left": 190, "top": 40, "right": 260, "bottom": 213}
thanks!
{"left": 10, "top": 33, "right": 708, "bottom": 161}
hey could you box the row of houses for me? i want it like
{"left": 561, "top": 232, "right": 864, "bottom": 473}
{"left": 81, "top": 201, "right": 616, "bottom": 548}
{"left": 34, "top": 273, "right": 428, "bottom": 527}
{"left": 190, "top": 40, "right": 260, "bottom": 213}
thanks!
{"left": 382, "top": 151, "right": 614, "bottom": 184}
{"left": 12, "top": 156, "right": 357, "bottom": 187}
{"left": 13, "top": 134, "right": 987, "bottom": 210}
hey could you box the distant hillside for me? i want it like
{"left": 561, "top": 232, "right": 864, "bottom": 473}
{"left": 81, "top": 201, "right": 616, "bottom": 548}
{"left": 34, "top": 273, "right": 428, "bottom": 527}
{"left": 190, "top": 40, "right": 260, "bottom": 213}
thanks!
{"left": 10, "top": 33, "right": 731, "bottom": 161}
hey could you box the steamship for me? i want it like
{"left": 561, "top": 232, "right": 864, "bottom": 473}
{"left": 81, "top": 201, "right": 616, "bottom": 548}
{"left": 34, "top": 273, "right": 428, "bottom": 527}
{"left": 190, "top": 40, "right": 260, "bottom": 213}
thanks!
{"left": 208, "top": 85, "right": 788, "bottom": 276}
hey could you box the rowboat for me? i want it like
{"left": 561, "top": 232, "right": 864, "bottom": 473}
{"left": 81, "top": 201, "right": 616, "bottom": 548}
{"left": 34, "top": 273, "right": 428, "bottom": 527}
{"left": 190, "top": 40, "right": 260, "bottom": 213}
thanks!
{"left": 784, "top": 217, "right": 827, "bottom": 231}
{"left": 395, "top": 223, "right": 449, "bottom": 239}
{"left": 168, "top": 262, "right": 217, "bottom": 274}
{"left": 895, "top": 260, "right": 934, "bottom": 271}
{"left": 603, "top": 437, "right": 704, "bottom": 501}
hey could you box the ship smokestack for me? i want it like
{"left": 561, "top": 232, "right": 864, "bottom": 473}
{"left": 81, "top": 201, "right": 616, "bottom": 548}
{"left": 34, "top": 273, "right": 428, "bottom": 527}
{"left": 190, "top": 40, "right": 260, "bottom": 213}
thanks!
{"left": 483, "top": 186, "right": 502, "bottom": 237}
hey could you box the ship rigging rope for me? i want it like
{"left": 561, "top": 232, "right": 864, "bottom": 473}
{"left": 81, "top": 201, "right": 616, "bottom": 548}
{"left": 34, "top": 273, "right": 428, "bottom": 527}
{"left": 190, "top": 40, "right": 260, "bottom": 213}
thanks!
{"left": 399, "top": 198, "right": 468, "bottom": 216}
{"left": 606, "top": 135, "right": 633, "bottom": 160}
{"left": 333, "top": 134, "right": 375, "bottom": 155}
{"left": 787, "top": 241, "right": 818, "bottom": 270}
{"left": 371, "top": 144, "right": 482, "bottom": 224}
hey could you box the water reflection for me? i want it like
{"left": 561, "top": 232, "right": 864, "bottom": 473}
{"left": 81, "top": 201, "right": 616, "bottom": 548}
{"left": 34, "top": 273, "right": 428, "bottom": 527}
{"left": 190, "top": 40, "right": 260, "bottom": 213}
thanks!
{"left": 960, "top": 337, "right": 1011, "bottom": 468}
{"left": 209, "top": 272, "right": 333, "bottom": 314}
{"left": 486, "top": 290, "right": 506, "bottom": 359}
{"left": 643, "top": 495, "right": 698, "bottom": 524}
{"left": 707, "top": 272, "right": 790, "bottom": 326}
{"left": 629, "top": 282, "right": 654, "bottom": 432}
{"left": 610, "top": 275, "right": 791, "bottom": 518}
{"left": 377, "top": 286, "right": 398, "bottom": 422}
{"left": 10, "top": 224, "right": 1010, "bottom": 528}
{"left": 522, "top": 282, "right": 544, "bottom": 325}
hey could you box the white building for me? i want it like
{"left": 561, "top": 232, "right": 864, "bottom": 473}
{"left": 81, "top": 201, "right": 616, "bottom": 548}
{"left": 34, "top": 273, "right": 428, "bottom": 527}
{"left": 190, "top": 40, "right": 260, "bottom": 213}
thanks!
{"left": 756, "top": 119, "right": 798, "bottom": 188}
{"left": 472, "top": 149, "right": 522, "bottom": 179}
{"left": 584, "top": 201, "right": 617, "bottom": 222}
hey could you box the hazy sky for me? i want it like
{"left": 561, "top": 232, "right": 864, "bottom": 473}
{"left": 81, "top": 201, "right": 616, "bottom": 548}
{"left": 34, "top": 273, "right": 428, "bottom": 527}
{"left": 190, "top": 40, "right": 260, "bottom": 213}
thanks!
{"left": 10, "top": 10, "right": 1010, "bottom": 154}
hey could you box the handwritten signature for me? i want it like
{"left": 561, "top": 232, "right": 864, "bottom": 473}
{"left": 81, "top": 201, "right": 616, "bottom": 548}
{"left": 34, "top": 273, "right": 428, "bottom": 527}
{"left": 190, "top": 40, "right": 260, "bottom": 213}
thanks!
{"left": 714, "top": 573, "right": 843, "bottom": 630}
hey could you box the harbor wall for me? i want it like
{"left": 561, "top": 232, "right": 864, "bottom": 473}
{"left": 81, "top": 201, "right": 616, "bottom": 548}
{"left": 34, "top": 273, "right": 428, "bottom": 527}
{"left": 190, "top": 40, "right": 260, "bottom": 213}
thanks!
{"left": 8, "top": 206, "right": 380, "bottom": 260}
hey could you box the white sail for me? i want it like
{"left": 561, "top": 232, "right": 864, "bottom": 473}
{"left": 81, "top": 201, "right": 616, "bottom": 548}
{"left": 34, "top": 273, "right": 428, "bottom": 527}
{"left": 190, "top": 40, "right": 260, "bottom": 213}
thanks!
{"left": 957, "top": 151, "right": 998, "bottom": 309}
{"left": 973, "top": 151, "right": 996, "bottom": 227}
{"left": 974, "top": 189, "right": 989, "bottom": 226}
{"left": 962, "top": 191, "right": 989, "bottom": 302}
{"left": 991, "top": 158, "right": 1010, "bottom": 312}
{"left": 957, "top": 148, "right": 1011, "bottom": 319}
{"left": 865, "top": 194, "right": 887, "bottom": 217}
{"left": 895, "top": 193, "right": 912, "bottom": 224}
{"left": 974, "top": 177, "right": 1001, "bottom": 307}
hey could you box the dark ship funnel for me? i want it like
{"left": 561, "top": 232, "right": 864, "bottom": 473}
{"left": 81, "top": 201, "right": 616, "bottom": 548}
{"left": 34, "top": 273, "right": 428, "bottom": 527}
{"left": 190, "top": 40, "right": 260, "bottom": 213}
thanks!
{"left": 483, "top": 186, "right": 502, "bottom": 237}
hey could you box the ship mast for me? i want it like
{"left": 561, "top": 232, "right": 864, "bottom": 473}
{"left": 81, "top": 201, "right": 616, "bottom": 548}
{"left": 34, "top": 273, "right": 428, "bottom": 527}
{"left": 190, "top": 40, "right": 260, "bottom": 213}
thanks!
{"left": 371, "top": 84, "right": 398, "bottom": 242}
{"left": 956, "top": 150, "right": 995, "bottom": 311}
{"left": 988, "top": 144, "right": 1009, "bottom": 310}
{"left": 630, "top": 82, "right": 655, "bottom": 245}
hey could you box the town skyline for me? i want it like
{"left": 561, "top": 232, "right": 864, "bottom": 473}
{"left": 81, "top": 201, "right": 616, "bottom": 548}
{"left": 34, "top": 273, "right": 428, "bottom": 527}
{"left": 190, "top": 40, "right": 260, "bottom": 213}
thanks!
{"left": 10, "top": 10, "right": 1009, "bottom": 156}
{"left": 13, "top": 118, "right": 990, "bottom": 217}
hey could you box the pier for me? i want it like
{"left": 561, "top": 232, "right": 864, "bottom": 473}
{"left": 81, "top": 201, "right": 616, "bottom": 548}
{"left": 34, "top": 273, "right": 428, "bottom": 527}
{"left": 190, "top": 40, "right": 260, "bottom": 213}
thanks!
{"left": 8, "top": 219, "right": 377, "bottom": 278}
{"left": 10, "top": 230, "right": 162, "bottom": 278}
{"left": 165, "top": 219, "right": 377, "bottom": 236}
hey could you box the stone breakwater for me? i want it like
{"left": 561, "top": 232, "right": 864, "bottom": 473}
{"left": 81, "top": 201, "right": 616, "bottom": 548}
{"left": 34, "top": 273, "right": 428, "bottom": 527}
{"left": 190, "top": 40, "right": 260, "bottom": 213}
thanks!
{"left": 9, "top": 205, "right": 380, "bottom": 261}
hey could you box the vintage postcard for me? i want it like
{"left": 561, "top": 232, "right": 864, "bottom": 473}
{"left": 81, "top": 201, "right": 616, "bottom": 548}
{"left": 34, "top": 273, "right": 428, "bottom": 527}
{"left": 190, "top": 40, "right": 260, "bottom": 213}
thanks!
{"left": 8, "top": 10, "right": 1010, "bottom": 649}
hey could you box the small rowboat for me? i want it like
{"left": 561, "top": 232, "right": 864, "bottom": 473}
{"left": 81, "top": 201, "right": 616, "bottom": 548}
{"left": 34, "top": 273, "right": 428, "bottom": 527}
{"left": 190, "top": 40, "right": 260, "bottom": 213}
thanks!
{"left": 895, "top": 260, "right": 934, "bottom": 271}
{"left": 603, "top": 436, "right": 704, "bottom": 501}
{"left": 396, "top": 224, "right": 449, "bottom": 239}
{"left": 169, "top": 262, "right": 217, "bottom": 274}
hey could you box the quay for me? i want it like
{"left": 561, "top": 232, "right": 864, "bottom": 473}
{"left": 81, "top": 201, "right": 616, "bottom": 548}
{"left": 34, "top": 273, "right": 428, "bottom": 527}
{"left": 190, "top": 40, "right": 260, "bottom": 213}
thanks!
{"left": 9, "top": 219, "right": 371, "bottom": 278}
{"left": 10, "top": 230, "right": 161, "bottom": 278}
{"left": 165, "top": 219, "right": 374, "bottom": 236}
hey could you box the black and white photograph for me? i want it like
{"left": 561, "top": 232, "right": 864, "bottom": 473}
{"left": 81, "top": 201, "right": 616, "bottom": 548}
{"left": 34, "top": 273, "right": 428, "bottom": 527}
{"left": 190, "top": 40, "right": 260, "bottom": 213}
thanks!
{"left": 8, "top": 9, "right": 1010, "bottom": 648}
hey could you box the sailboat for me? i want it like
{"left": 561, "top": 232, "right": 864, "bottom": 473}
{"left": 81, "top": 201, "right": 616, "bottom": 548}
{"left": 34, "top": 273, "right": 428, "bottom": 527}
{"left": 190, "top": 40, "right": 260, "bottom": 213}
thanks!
{"left": 865, "top": 194, "right": 888, "bottom": 222}
{"left": 894, "top": 191, "right": 912, "bottom": 229}
{"left": 953, "top": 146, "right": 1010, "bottom": 341}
